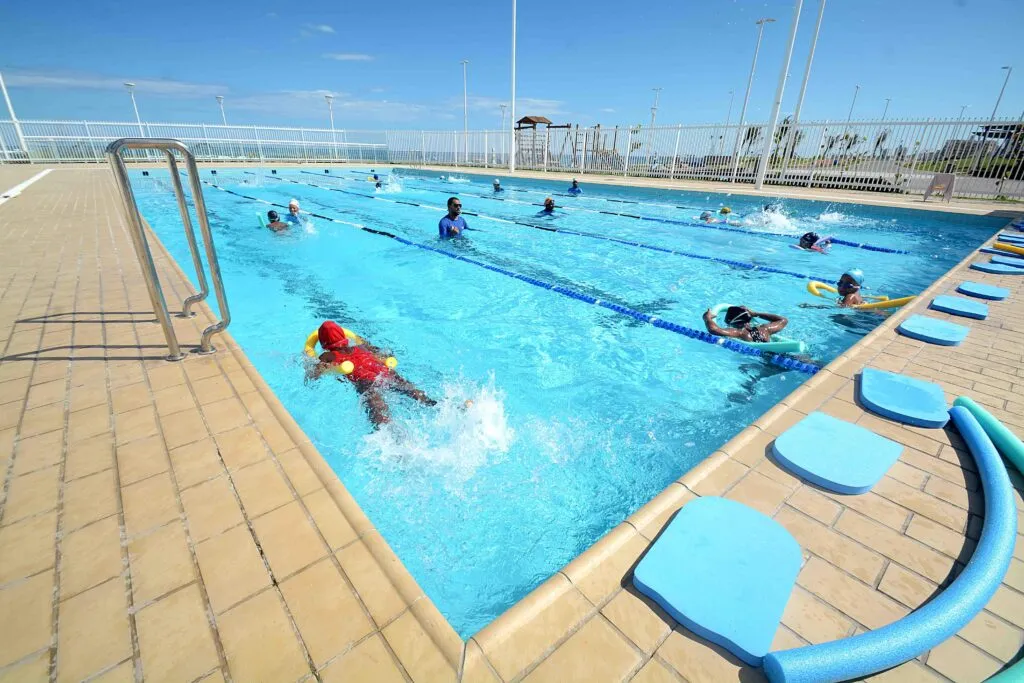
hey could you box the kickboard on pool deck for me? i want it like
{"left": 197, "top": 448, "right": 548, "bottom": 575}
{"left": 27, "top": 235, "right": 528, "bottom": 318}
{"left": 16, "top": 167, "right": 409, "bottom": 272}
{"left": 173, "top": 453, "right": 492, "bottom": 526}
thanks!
{"left": 772, "top": 411, "right": 904, "bottom": 493}
{"left": 997, "top": 233, "right": 1024, "bottom": 243}
{"left": 858, "top": 367, "right": 950, "bottom": 428}
{"left": 972, "top": 261, "right": 1024, "bottom": 275}
{"left": 991, "top": 255, "right": 1024, "bottom": 268}
{"left": 930, "top": 294, "right": 989, "bottom": 320}
{"left": 632, "top": 496, "right": 801, "bottom": 667}
{"left": 897, "top": 315, "right": 970, "bottom": 346}
{"left": 979, "top": 247, "right": 1024, "bottom": 258}
{"left": 957, "top": 281, "right": 1009, "bottom": 300}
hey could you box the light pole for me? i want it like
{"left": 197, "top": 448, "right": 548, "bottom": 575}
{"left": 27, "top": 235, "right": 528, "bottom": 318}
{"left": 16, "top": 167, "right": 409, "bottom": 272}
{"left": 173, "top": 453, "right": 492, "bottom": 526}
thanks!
{"left": 846, "top": 85, "right": 861, "bottom": 125}
{"left": 649, "top": 87, "right": 662, "bottom": 129}
{"left": 216, "top": 95, "right": 227, "bottom": 125}
{"left": 461, "top": 59, "right": 470, "bottom": 165}
{"left": 325, "top": 94, "right": 336, "bottom": 162}
{"left": 124, "top": 82, "right": 144, "bottom": 136}
{"left": 0, "top": 71, "right": 26, "bottom": 154}
{"left": 646, "top": 87, "right": 662, "bottom": 170}
{"left": 730, "top": 17, "right": 775, "bottom": 183}
{"left": 499, "top": 103, "right": 507, "bottom": 165}
{"left": 959, "top": 104, "right": 970, "bottom": 120}
{"left": 509, "top": 0, "right": 517, "bottom": 173}
{"left": 720, "top": 89, "right": 735, "bottom": 157}
{"left": 970, "top": 65, "right": 1013, "bottom": 175}
{"left": 754, "top": 0, "right": 803, "bottom": 190}
{"left": 881, "top": 97, "right": 891, "bottom": 123}
{"left": 780, "top": 0, "right": 826, "bottom": 177}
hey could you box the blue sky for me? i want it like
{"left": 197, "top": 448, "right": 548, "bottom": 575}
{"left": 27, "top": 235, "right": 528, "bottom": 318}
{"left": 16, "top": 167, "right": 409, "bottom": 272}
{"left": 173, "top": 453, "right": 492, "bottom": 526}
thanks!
{"left": 1, "top": 0, "right": 1022, "bottom": 129}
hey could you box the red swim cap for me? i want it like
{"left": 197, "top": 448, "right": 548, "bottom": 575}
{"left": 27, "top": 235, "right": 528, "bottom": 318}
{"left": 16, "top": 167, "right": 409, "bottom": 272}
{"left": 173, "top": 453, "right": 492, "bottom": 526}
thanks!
{"left": 318, "top": 321, "right": 349, "bottom": 351}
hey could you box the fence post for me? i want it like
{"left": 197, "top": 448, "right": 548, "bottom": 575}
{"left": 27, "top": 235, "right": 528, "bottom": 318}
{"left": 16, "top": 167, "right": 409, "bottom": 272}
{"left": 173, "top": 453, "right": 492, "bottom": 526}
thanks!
{"left": 543, "top": 128, "right": 550, "bottom": 172}
{"left": 670, "top": 125, "right": 682, "bottom": 180}
{"left": 253, "top": 126, "right": 264, "bottom": 165}
{"left": 421, "top": 131, "right": 427, "bottom": 166}
{"left": 484, "top": 131, "right": 489, "bottom": 168}
{"left": 807, "top": 121, "right": 828, "bottom": 188}
{"left": 623, "top": 129, "right": 633, "bottom": 177}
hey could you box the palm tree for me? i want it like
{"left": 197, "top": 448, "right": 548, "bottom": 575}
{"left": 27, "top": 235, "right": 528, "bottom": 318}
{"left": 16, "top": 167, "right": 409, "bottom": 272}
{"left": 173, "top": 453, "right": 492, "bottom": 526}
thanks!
{"left": 742, "top": 125, "right": 763, "bottom": 156}
{"left": 873, "top": 129, "right": 890, "bottom": 158}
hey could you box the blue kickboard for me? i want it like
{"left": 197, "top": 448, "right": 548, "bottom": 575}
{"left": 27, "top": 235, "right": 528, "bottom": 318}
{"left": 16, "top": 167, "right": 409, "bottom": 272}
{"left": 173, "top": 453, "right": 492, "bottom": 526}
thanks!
{"left": 979, "top": 247, "right": 1023, "bottom": 257}
{"left": 772, "top": 412, "right": 903, "bottom": 494}
{"left": 997, "top": 233, "right": 1024, "bottom": 243}
{"left": 971, "top": 261, "right": 1024, "bottom": 275}
{"left": 633, "top": 497, "right": 800, "bottom": 666}
{"left": 930, "top": 295, "right": 989, "bottom": 320}
{"left": 957, "top": 281, "right": 1009, "bottom": 300}
{"left": 897, "top": 314, "right": 970, "bottom": 346}
{"left": 991, "top": 255, "right": 1024, "bottom": 268}
{"left": 858, "top": 367, "right": 950, "bottom": 428}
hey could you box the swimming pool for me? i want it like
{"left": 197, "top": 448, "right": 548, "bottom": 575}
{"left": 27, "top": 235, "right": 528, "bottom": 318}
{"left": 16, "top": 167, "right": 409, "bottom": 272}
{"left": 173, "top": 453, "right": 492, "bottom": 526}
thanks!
{"left": 133, "top": 166, "right": 1002, "bottom": 637}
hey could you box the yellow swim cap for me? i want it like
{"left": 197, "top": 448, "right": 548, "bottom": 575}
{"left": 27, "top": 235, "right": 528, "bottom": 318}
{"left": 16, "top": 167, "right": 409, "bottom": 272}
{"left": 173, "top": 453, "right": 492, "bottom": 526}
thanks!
{"left": 340, "top": 360, "right": 354, "bottom": 375}
{"left": 385, "top": 357, "right": 398, "bottom": 369}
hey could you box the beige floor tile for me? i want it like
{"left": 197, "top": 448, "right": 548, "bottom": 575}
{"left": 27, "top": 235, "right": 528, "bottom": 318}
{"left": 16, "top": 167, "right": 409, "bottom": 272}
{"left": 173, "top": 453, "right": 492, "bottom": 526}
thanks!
{"left": 0, "top": 399, "right": 23, "bottom": 432}
{"left": 1005, "top": 558, "right": 1024, "bottom": 594}
{"left": 600, "top": 588, "right": 672, "bottom": 655}
{"left": 277, "top": 448, "right": 322, "bottom": 497}
{"left": 114, "top": 405, "right": 159, "bottom": 446}
{"left": 191, "top": 375, "right": 234, "bottom": 405}
{"left": 336, "top": 540, "right": 412, "bottom": 627}
{"left": 11, "top": 428, "right": 62, "bottom": 475}
{"left": 180, "top": 475, "right": 244, "bottom": 543}
{"left": 780, "top": 587, "right": 853, "bottom": 645}
{"left": 0, "top": 570, "right": 54, "bottom": 668}
{"left": 55, "top": 578, "right": 132, "bottom": 683}
{"left": 629, "top": 658, "right": 680, "bottom": 683}
{"left": 160, "top": 408, "right": 209, "bottom": 450}
{"left": 136, "top": 583, "right": 220, "bottom": 683}
{"left": 60, "top": 516, "right": 122, "bottom": 598}
{"left": 725, "top": 471, "right": 792, "bottom": 517}
{"left": 66, "top": 403, "right": 108, "bottom": 443}
{"left": 304, "top": 489, "right": 357, "bottom": 550}
{"left": 877, "top": 564, "right": 938, "bottom": 609}
{"left": 252, "top": 501, "right": 328, "bottom": 581}
{"left": 3, "top": 465, "right": 60, "bottom": 523}
{"left": 168, "top": 437, "right": 222, "bottom": 490}
{"left": 217, "top": 589, "right": 310, "bottom": 683}
{"left": 110, "top": 382, "right": 151, "bottom": 415}
{"left": 926, "top": 636, "right": 1001, "bottom": 683}
{"left": 0, "top": 510, "right": 57, "bottom": 584}
{"left": 0, "top": 652, "right": 49, "bottom": 683}
{"left": 656, "top": 628, "right": 764, "bottom": 683}
{"left": 459, "top": 640, "right": 500, "bottom": 683}
{"left": 821, "top": 490, "right": 909, "bottom": 531}
{"left": 232, "top": 460, "right": 294, "bottom": 518}
{"left": 122, "top": 472, "right": 179, "bottom": 538}
{"left": 868, "top": 659, "right": 945, "bottom": 682}
{"left": 959, "top": 610, "right": 1023, "bottom": 663}
{"left": 256, "top": 418, "right": 293, "bottom": 453}
{"left": 87, "top": 661, "right": 135, "bottom": 683}
{"left": 195, "top": 525, "right": 270, "bottom": 614}
{"left": 774, "top": 506, "right": 885, "bottom": 585}
{"left": 906, "top": 514, "right": 973, "bottom": 559}
{"left": 686, "top": 457, "right": 749, "bottom": 496}
{"left": 127, "top": 521, "right": 194, "bottom": 605}
{"left": 20, "top": 402, "right": 65, "bottom": 439}
{"left": 280, "top": 558, "right": 374, "bottom": 667}
{"left": 201, "top": 398, "right": 249, "bottom": 435}
{"left": 64, "top": 431, "right": 113, "bottom": 481}
{"left": 0, "top": 427, "right": 14, "bottom": 466}
{"left": 115, "top": 434, "right": 169, "bottom": 486}
{"left": 63, "top": 468, "right": 117, "bottom": 532}
{"left": 835, "top": 510, "right": 955, "bottom": 584}
{"left": 25, "top": 378, "right": 66, "bottom": 411}
{"left": 888, "top": 461, "right": 929, "bottom": 489}
{"left": 382, "top": 610, "right": 457, "bottom": 683}
{"left": 147, "top": 363, "right": 186, "bottom": 391}
{"left": 320, "top": 634, "right": 405, "bottom": 683}
{"left": 183, "top": 358, "right": 222, "bottom": 383}
{"left": 562, "top": 526, "right": 650, "bottom": 605}
{"left": 797, "top": 558, "right": 907, "bottom": 630}
{"left": 786, "top": 487, "right": 842, "bottom": 526}
{"left": 987, "top": 586, "right": 1024, "bottom": 630}
{"left": 213, "top": 425, "right": 266, "bottom": 470}
{"left": 152, "top": 384, "right": 196, "bottom": 417}
{"left": 771, "top": 625, "right": 806, "bottom": 651}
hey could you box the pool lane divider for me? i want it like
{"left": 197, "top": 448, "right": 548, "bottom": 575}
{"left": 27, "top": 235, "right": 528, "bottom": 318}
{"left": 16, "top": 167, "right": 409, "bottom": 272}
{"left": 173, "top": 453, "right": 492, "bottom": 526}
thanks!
{"left": 269, "top": 174, "right": 838, "bottom": 284}
{"left": 204, "top": 177, "right": 821, "bottom": 375}
{"left": 312, "top": 170, "right": 907, "bottom": 255}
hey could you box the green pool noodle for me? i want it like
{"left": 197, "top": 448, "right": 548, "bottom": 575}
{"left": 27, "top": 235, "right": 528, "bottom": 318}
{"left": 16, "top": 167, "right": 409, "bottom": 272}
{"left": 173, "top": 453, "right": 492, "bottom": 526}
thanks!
{"left": 257, "top": 212, "right": 266, "bottom": 229}
{"left": 954, "top": 397, "right": 1024, "bottom": 475}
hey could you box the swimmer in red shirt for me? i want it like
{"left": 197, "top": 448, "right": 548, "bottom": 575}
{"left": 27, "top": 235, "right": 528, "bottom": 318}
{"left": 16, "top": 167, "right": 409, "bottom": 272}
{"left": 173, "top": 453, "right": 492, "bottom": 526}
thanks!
{"left": 307, "top": 321, "right": 436, "bottom": 427}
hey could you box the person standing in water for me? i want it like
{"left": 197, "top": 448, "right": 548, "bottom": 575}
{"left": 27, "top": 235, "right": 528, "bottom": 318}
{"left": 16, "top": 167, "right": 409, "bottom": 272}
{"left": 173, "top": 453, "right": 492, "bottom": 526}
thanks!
{"left": 538, "top": 197, "right": 556, "bottom": 216}
{"left": 438, "top": 197, "right": 468, "bottom": 239}
{"left": 567, "top": 178, "right": 582, "bottom": 195}
{"left": 265, "top": 210, "right": 290, "bottom": 232}
{"left": 493, "top": 178, "right": 504, "bottom": 193}
{"left": 703, "top": 306, "right": 788, "bottom": 343}
{"left": 836, "top": 269, "right": 865, "bottom": 307}
{"left": 285, "top": 199, "right": 303, "bottom": 225}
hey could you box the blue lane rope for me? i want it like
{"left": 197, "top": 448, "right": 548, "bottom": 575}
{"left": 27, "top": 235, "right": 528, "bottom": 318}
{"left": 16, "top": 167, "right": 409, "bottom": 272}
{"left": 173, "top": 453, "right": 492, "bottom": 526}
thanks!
{"left": 269, "top": 173, "right": 837, "bottom": 283}
{"left": 209, "top": 177, "right": 820, "bottom": 375}
{"left": 312, "top": 170, "right": 907, "bottom": 255}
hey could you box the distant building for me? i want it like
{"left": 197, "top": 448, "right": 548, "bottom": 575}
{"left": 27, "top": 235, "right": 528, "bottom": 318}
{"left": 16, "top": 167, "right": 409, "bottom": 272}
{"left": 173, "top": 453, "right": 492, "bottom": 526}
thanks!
{"left": 938, "top": 139, "right": 996, "bottom": 160}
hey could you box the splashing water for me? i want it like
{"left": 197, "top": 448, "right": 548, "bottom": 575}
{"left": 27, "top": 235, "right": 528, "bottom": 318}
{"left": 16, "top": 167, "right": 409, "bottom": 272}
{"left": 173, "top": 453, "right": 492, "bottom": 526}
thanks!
{"left": 377, "top": 177, "right": 404, "bottom": 194}
{"left": 817, "top": 211, "right": 847, "bottom": 223}
{"left": 742, "top": 208, "right": 801, "bottom": 234}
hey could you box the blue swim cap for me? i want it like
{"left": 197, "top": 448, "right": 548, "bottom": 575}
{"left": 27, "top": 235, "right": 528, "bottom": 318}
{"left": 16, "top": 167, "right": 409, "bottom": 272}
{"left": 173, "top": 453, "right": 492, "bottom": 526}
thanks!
{"left": 843, "top": 269, "right": 865, "bottom": 285}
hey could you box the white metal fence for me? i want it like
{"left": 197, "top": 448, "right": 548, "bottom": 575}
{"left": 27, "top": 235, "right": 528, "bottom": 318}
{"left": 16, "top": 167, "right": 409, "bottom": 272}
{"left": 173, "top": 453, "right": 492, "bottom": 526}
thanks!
{"left": 2, "top": 117, "right": 1022, "bottom": 200}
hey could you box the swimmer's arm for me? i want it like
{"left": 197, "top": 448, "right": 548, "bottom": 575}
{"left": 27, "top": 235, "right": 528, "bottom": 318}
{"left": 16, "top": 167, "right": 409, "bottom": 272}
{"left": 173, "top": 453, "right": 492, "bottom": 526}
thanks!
{"left": 702, "top": 310, "right": 742, "bottom": 338}
{"left": 752, "top": 312, "right": 788, "bottom": 334}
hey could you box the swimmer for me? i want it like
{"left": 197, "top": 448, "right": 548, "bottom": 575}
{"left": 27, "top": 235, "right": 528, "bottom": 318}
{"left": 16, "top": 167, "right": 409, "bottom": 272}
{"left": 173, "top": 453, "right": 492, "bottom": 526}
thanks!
{"left": 375, "top": 181, "right": 383, "bottom": 189}
{"left": 265, "top": 210, "right": 290, "bottom": 232}
{"left": 438, "top": 197, "right": 468, "bottom": 239}
{"left": 538, "top": 197, "right": 556, "bottom": 216}
{"left": 764, "top": 203, "right": 782, "bottom": 214}
{"left": 493, "top": 178, "right": 504, "bottom": 193}
{"left": 703, "top": 306, "right": 788, "bottom": 343}
{"left": 286, "top": 199, "right": 302, "bottom": 225}
{"left": 567, "top": 178, "right": 583, "bottom": 195}
{"left": 698, "top": 210, "right": 741, "bottom": 226}
{"left": 719, "top": 207, "right": 732, "bottom": 216}
{"left": 798, "top": 231, "right": 833, "bottom": 253}
{"left": 307, "top": 321, "right": 435, "bottom": 428}
{"left": 836, "top": 269, "right": 865, "bottom": 307}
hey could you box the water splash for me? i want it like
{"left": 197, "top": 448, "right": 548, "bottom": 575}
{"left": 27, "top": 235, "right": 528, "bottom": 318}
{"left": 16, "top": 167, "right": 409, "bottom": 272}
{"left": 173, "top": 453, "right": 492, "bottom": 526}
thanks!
{"left": 377, "top": 177, "right": 404, "bottom": 194}
{"left": 742, "top": 209, "right": 800, "bottom": 234}
{"left": 817, "top": 211, "right": 846, "bottom": 223}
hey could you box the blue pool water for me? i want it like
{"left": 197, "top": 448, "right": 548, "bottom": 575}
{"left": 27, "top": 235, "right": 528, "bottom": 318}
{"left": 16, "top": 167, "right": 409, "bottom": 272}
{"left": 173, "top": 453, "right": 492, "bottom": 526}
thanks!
{"left": 133, "top": 166, "right": 1001, "bottom": 637}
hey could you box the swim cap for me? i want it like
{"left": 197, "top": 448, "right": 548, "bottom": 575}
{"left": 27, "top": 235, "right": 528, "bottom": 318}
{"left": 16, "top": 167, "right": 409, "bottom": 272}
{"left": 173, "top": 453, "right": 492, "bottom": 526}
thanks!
{"left": 267, "top": 210, "right": 279, "bottom": 221}
{"left": 800, "top": 231, "right": 819, "bottom": 247}
{"left": 318, "top": 321, "right": 349, "bottom": 352}
{"left": 700, "top": 211, "right": 713, "bottom": 220}
{"left": 724, "top": 306, "right": 752, "bottom": 327}
{"left": 494, "top": 178, "right": 500, "bottom": 183}
{"left": 843, "top": 269, "right": 865, "bottom": 285}
{"left": 719, "top": 207, "right": 732, "bottom": 214}
{"left": 288, "top": 199, "right": 300, "bottom": 208}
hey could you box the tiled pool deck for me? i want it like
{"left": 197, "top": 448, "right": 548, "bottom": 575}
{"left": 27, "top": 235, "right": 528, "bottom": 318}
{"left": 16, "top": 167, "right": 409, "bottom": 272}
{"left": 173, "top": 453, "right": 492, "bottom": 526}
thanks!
{"left": 0, "top": 165, "right": 1022, "bottom": 682}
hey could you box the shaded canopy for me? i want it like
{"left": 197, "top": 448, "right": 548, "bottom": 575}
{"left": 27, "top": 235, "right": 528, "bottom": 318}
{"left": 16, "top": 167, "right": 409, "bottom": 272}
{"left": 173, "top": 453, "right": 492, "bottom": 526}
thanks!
{"left": 516, "top": 115, "right": 552, "bottom": 129}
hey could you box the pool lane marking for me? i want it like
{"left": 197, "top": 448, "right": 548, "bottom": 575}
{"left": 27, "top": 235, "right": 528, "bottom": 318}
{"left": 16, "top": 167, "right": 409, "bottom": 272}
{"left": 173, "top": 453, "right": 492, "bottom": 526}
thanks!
{"left": 0, "top": 169, "right": 54, "bottom": 207}
{"left": 203, "top": 178, "right": 820, "bottom": 375}
{"left": 321, "top": 171, "right": 905, "bottom": 255}
{"left": 263, "top": 173, "right": 838, "bottom": 283}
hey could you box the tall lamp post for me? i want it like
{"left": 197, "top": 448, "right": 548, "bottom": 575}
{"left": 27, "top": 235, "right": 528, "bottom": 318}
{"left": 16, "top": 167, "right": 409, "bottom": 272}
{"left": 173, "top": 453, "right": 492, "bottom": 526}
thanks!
{"left": 846, "top": 84, "right": 861, "bottom": 125}
{"left": 461, "top": 59, "right": 470, "bottom": 166}
{"left": 499, "top": 103, "right": 507, "bottom": 165}
{"left": 881, "top": 97, "right": 891, "bottom": 122}
{"left": 325, "top": 94, "right": 336, "bottom": 162}
{"left": 216, "top": 95, "right": 227, "bottom": 125}
{"left": 646, "top": 87, "right": 662, "bottom": 169}
{"left": 509, "top": 0, "right": 517, "bottom": 173}
{"left": 780, "top": 0, "right": 826, "bottom": 178}
{"left": 720, "top": 89, "right": 735, "bottom": 157}
{"left": 124, "top": 82, "right": 144, "bottom": 136}
{"left": 730, "top": 17, "right": 775, "bottom": 183}
{"left": 754, "top": 0, "right": 804, "bottom": 190}
{"left": 970, "top": 65, "right": 1013, "bottom": 175}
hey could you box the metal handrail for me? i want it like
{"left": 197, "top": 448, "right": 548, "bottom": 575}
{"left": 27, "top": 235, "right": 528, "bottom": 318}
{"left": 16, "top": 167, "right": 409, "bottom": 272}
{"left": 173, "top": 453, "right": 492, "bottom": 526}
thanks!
{"left": 106, "top": 138, "right": 230, "bottom": 360}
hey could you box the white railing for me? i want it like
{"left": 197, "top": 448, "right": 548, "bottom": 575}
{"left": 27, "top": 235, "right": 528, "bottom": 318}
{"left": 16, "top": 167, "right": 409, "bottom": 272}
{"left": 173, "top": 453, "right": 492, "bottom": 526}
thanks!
{"left": 2, "top": 117, "right": 1022, "bottom": 200}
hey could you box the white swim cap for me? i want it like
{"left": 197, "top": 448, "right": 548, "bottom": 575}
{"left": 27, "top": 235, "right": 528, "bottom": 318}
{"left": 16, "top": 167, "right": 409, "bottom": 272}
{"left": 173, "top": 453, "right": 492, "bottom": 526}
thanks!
{"left": 288, "top": 199, "right": 299, "bottom": 207}
{"left": 494, "top": 178, "right": 500, "bottom": 183}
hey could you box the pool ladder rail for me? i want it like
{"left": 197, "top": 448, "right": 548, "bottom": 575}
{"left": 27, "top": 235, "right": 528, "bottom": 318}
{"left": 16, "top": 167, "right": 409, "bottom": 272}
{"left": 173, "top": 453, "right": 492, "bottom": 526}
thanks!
{"left": 106, "top": 138, "right": 230, "bottom": 361}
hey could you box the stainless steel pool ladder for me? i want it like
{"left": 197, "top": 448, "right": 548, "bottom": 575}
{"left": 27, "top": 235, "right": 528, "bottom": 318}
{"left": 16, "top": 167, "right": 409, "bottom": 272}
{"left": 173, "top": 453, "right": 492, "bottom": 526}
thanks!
{"left": 106, "top": 138, "right": 230, "bottom": 361}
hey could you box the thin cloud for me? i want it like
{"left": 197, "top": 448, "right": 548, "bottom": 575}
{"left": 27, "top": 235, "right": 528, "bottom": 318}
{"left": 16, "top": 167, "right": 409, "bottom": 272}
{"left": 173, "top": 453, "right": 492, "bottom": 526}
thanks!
{"left": 600, "top": 108, "right": 616, "bottom": 113}
{"left": 466, "top": 96, "right": 567, "bottom": 117}
{"left": 231, "top": 89, "right": 433, "bottom": 123}
{"left": 4, "top": 70, "right": 224, "bottom": 97}
{"left": 323, "top": 53, "right": 374, "bottom": 62}
{"left": 305, "top": 23, "right": 335, "bottom": 33}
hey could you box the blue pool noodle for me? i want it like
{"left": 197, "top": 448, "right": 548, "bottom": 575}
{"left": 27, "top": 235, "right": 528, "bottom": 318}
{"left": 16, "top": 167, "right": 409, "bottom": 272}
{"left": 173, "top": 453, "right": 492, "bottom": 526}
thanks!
{"left": 763, "top": 405, "right": 1016, "bottom": 683}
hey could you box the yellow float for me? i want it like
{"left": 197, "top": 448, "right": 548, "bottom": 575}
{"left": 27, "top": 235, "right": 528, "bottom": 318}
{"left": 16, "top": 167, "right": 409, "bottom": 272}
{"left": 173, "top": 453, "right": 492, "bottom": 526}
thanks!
{"left": 994, "top": 242, "right": 1024, "bottom": 257}
{"left": 806, "top": 281, "right": 915, "bottom": 310}
{"left": 303, "top": 329, "right": 397, "bottom": 375}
